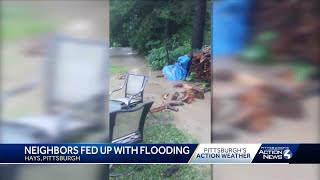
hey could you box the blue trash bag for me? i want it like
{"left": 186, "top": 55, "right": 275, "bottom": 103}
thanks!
{"left": 162, "top": 55, "right": 190, "bottom": 80}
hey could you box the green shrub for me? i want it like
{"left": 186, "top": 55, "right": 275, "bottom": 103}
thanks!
{"left": 146, "top": 43, "right": 191, "bottom": 70}
{"left": 146, "top": 46, "right": 168, "bottom": 70}
{"left": 170, "top": 44, "right": 191, "bottom": 61}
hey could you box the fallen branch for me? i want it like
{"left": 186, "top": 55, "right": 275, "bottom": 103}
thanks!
{"left": 150, "top": 105, "right": 178, "bottom": 113}
{"left": 171, "top": 92, "right": 180, "bottom": 100}
{"left": 149, "top": 101, "right": 183, "bottom": 113}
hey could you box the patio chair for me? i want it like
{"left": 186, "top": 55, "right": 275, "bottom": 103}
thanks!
{"left": 1, "top": 33, "right": 109, "bottom": 143}
{"left": 108, "top": 101, "right": 154, "bottom": 143}
{"left": 0, "top": 34, "right": 109, "bottom": 180}
{"left": 109, "top": 74, "right": 148, "bottom": 108}
{"left": 108, "top": 101, "right": 153, "bottom": 177}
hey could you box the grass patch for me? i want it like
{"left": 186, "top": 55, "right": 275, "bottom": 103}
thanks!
{"left": 110, "top": 111, "right": 209, "bottom": 179}
{"left": 111, "top": 164, "right": 208, "bottom": 180}
{"left": 110, "top": 64, "right": 127, "bottom": 75}
{"left": 1, "top": 5, "right": 57, "bottom": 41}
{"left": 144, "top": 112, "right": 198, "bottom": 144}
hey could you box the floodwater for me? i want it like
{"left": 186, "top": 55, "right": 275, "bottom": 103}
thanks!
{"left": 109, "top": 47, "right": 150, "bottom": 75}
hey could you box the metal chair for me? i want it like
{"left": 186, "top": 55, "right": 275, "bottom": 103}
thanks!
{"left": 108, "top": 101, "right": 153, "bottom": 177}
{"left": 108, "top": 101, "right": 154, "bottom": 144}
{"left": 1, "top": 33, "right": 109, "bottom": 142}
{"left": 109, "top": 74, "right": 148, "bottom": 108}
{"left": 1, "top": 34, "right": 109, "bottom": 180}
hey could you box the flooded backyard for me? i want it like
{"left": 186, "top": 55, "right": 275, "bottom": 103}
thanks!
{"left": 109, "top": 47, "right": 211, "bottom": 144}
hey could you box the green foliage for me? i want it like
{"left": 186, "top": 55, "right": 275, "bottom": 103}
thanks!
{"left": 293, "top": 63, "right": 315, "bottom": 81}
{"left": 204, "top": 29, "right": 212, "bottom": 45}
{"left": 186, "top": 72, "right": 196, "bottom": 82}
{"left": 256, "top": 31, "right": 278, "bottom": 43}
{"left": 240, "top": 44, "right": 272, "bottom": 64}
{"left": 146, "top": 43, "right": 191, "bottom": 70}
{"left": 201, "top": 81, "right": 208, "bottom": 88}
{"left": 110, "top": 0, "right": 211, "bottom": 70}
{"left": 239, "top": 31, "right": 278, "bottom": 64}
{"left": 170, "top": 44, "right": 192, "bottom": 61}
{"left": 146, "top": 46, "right": 168, "bottom": 70}
{"left": 1, "top": 5, "right": 57, "bottom": 41}
{"left": 110, "top": 0, "right": 211, "bottom": 54}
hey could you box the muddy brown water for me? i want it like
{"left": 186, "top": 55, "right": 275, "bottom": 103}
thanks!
{"left": 109, "top": 49, "right": 149, "bottom": 75}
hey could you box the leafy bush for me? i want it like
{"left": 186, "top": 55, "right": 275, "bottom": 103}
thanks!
{"left": 146, "top": 46, "right": 168, "bottom": 70}
{"left": 170, "top": 44, "right": 192, "bottom": 60}
{"left": 146, "top": 43, "right": 191, "bottom": 70}
{"left": 110, "top": 0, "right": 210, "bottom": 54}
{"left": 186, "top": 72, "right": 196, "bottom": 82}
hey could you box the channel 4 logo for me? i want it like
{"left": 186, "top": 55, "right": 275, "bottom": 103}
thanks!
{"left": 259, "top": 147, "right": 292, "bottom": 160}
{"left": 283, "top": 149, "right": 293, "bottom": 159}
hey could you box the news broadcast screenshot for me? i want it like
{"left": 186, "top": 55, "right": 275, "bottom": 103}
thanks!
{"left": 0, "top": 0, "right": 319, "bottom": 179}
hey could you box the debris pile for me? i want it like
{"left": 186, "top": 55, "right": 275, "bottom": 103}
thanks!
{"left": 152, "top": 47, "right": 212, "bottom": 113}
{"left": 187, "top": 46, "right": 212, "bottom": 84}
{"left": 252, "top": 0, "right": 320, "bottom": 64}
{"left": 149, "top": 83, "right": 210, "bottom": 113}
{"left": 214, "top": 69, "right": 304, "bottom": 132}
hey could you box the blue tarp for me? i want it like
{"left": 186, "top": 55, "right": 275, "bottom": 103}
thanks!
{"left": 162, "top": 55, "right": 190, "bottom": 80}
{"left": 212, "top": 0, "right": 251, "bottom": 56}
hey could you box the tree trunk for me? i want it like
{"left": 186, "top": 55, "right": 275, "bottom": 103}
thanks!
{"left": 166, "top": 41, "right": 170, "bottom": 64}
{"left": 191, "top": 0, "right": 207, "bottom": 50}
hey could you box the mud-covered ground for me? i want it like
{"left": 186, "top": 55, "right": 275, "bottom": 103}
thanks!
{"left": 109, "top": 53, "right": 211, "bottom": 144}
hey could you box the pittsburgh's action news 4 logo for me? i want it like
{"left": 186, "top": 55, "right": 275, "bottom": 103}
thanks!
{"left": 258, "top": 147, "right": 292, "bottom": 160}
{"left": 283, "top": 149, "right": 293, "bottom": 159}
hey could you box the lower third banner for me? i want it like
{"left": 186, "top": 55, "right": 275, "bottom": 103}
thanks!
{"left": 0, "top": 144, "right": 319, "bottom": 164}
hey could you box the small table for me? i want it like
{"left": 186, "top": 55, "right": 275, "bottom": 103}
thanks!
{"left": 1, "top": 102, "right": 122, "bottom": 144}
{"left": 1, "top": 122, "right": 45, "bottom": 143}
{"left": 0, "top": 123, "right": 43, "bottom": 180}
